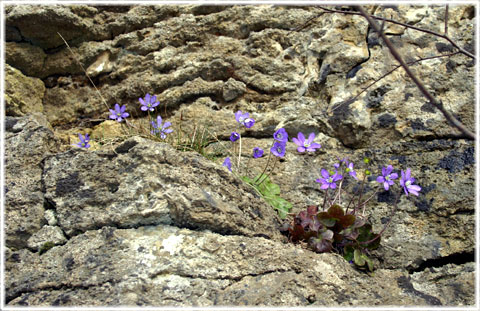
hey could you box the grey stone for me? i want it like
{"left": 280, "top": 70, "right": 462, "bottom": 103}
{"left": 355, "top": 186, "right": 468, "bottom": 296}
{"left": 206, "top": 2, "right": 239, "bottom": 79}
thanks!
{"left": 5, "top": 225, "right": 458, "bottom": 306}
{"left": 4, "top": 4, "right": 476, "bottom": 307}
{"left": 223, "top": 78, "right": 246, "bottom": 102}
{"left": 5, "top": 114, "right": 60, "bottom": 249}
{"left": 27, "top": 225, "right": 67, "bottom": 252}
{"left": 5, "top": 64, "right": 45, "bottom": 116}
{"left": 43, "top": 136, "right": 283, "bottom": 240}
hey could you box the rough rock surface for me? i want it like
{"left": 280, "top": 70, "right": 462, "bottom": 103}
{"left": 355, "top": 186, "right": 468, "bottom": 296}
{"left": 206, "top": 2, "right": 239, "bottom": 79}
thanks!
{"left": 4, "top": 4, "right": 476, "bottom": 307}
{"left": 42, "top": 136, "right": 283, "bottom": 240}
{"left": 5, "top": 114, "right": 59, "bottom": 249}
{"left": 6, "top": 224, "right": 471, "bottom": 306}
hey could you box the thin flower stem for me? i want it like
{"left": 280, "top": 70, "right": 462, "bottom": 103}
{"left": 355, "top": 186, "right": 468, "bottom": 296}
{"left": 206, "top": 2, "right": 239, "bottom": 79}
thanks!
{"left": 355, "top": 173, "right": 368, "bottom": 213}
{"left": 257, "top": 157, "right": 277, "bottom": 186}
{"left": 254, "top": 140, "right": 275, "bottom": 184}
{"left": 360, "top": 189, "right": 379, "bottom": 216}
{"left": 358, "top": 190, "right": 401, "bottom": 245}
{"left": 237, "top": 133, "right": 242, "bottom": 170}
{"left": 57, "top": 32, "right": 111, "bottom": 111}
{"left": 321, "top": 188, "right": 330, "bottom": 211}
{"left": 345, "top": 173, "right": 366, "bottom": 214}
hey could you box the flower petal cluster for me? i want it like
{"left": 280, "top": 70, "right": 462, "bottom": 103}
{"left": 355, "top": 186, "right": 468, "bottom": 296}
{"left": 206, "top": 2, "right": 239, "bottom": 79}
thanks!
{"left": 109, "top": 104, "right": 129, "bottom": 122}
{"left": 316, "top": 169, "right": 343, "bottom": 189}
{"left": 151, "top": 115, "right": 173, "bottom": 139}
{"left": 223, "top": 157, "right": 232, "bottom": 171}
{"left": 74, "top": 133, "right": 90, "bottom": 148}
{"left": 346, "top": 161, "right": 358, "bottom": 180}
{"left": 271, "top": 141, "right": 286, "bottom": 157}
{"left": 253, "top": 147, "right": 264, "bottom": 158}
{"left": 273, "top": 128, "right": 288, "bottom": 143}
{"left": 235, "top": 110, "right": 255, "bottom": 128}
{"left": 139, "top": 93, "right": 160, "bottom": 112}
{"left": 230, "top": 132, "right": 240, "bottom": 142}
{"left": 400, "top": 168, "right": 421, "bottom": 196}
{"left": 292, "top": 132, "right": 321, "bottom": 152}
{"left": 376, "top": 165, "right": 398, "bottom": 190}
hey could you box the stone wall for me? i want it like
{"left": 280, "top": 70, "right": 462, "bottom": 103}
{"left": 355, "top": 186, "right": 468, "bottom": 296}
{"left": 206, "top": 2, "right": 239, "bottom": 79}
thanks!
{"left": 4, "top": 4, "right": 476, "bottom": 307}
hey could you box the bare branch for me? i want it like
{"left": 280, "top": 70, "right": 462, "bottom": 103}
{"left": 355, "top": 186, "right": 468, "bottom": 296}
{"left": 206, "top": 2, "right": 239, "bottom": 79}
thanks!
{"left": 316, "top": 6, "right": 475, "bottom": 60}
{"left": 348, "top": 52, "right": 460, "bottom": 104}
{"left": 355, "top": 6, "right": 475, "bottom": 140}
{"left": 444, "top": 5, "right": 449, "bottom": 36}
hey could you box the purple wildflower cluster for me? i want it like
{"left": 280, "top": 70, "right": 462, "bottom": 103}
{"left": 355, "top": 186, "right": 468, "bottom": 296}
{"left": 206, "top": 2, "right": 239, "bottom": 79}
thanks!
{"left": 224, "top": 110, "right": 323, "bottom": 176}
{"left": 315, "top": 158, "right": 421, "bottom": 197}
{"left": 74, "top": 93, "right": 173, "bottom": 148}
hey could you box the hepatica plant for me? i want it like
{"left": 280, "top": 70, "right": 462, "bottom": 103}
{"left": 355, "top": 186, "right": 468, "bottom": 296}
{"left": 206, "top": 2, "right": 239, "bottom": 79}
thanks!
{"left": 281, "top": 157, "right": 421, "bottom": 272}
{"left": 222, "top": 110, "right": 422, "bottom": 272}
{"left": 73, "top": 93, "right": 173, "bottom": 148}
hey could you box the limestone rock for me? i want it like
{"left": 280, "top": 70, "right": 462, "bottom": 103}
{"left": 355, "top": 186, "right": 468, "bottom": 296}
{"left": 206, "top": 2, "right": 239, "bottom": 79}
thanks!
{"left": 5, "top": 114, "right": 59, "bottom": 249}
{"left": 223, "top": 78, "right": 246, "bottom": 102}
{"left": 4, "top": 4, "right": 476, "bottom": 307}
{"left": 5, "top": 225, "right": 462, "bottom": 306}
{"left": 43, "top": 136, "right": 283, "bottom": 240}
{"left": 5, "top": 42, "right": 46, "bottom": 77}
{"left": 5, "top": 64, "right": 45, "bottom": 116}
{"left": 27, "top": 225, "right": 68, "bottom": 252}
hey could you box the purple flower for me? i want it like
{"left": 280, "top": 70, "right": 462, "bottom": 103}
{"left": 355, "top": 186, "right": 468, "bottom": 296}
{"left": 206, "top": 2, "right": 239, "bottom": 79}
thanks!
{"left": 151, "top": 115, "right": 173, "bottom": 139}
{"left": 223, "top": 157, "right": 232, "bottom": 171}
{"left": 316, "top": 169, "right": 343, "bottom": 190}
{"left": 244, "top": 118, "right": 255, "bottom": 128}
{"left": 235, "top": 110, "right": 249, "bottom": 123}
{"left": 376, "top": 165, "right": 398, "bottom": 191}
{"left": 400, "top": 168, "right": 421, "bottom": 196}
{"left": 74, "top": 133, "right": 90, "bottom": 148}
{"left": 230, "top": 132, "right": 240, "bottom": 142}
{"left": 292, "top": 132, "right": 321, "bottom": 153}
{"left": 109, "top": 103, "right": 129, "bottom": 122}
{"left": 270, "top": 141, "right": 286, "bottom": 157}
{"left": 253, "top": 147, "right": 264, "bottom": 158}
{"left": 346, "top": 161, "right": 358, "bottom": 180}
{"left": 273, "top": 128, "right": 288, "bottom": 143}
{"left": 235, "top": 111, "right": 255, "bottom": 128}
{"left": 139, "top": 93, "right": 160, "bottom": 112}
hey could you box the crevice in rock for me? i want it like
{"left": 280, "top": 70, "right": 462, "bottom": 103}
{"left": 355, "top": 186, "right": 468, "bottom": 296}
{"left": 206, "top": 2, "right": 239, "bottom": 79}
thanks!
{"left": 6, "top": 279, "right": 115, "bottom": 305}
{"left": 346, "top": 25, "right": 371, "bottom": 79}
{"left": 152, "top": 268, "right": 292, "bottom": 283}
{"left": 407, "top": 251, "right": 475, "bottom": 274}
{"left": 415, "top": 133, "right": 472, "bottom": 141}
{"left": 396, "top": 275, "right": 442, "bottom": 305}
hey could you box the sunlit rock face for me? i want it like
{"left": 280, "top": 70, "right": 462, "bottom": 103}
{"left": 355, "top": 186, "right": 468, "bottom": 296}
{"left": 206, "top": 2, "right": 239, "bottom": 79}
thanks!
{"left": 4, "top": 4, "right": 475, "bottom": 307}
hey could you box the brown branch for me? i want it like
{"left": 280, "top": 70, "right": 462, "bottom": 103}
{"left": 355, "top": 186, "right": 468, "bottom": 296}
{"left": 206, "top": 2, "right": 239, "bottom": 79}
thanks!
{"left": 316, "top": 6, "right": 475, "bottom": 60}
{"left": 444, "top": 5, "right": 449, "bottom": 36}
{"left": 348, "top": 51, "right": 460, "bottom": 104}
{"left": 356, "top": 6, "right": 475, "bottom": 140}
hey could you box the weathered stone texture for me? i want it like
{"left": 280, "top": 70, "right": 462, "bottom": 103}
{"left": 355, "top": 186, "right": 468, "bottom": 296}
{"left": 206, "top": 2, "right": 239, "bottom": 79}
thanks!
{"left": 4, "top": 4, "right": 475, "bottom": 307}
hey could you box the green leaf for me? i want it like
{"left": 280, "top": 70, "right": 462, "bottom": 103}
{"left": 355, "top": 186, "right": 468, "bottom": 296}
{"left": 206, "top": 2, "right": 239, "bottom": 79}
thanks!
{"left": 264, "top": 182, "right": 280, "bottom": 196}
{"left": 266, "top": 196, "right": 292, "bottom": 219}
{"left": 354, "top": 249, "right": 365, "bottom": 266}
{"left": 343, "top": 245, "right": 354, "bottom": 262}
{"left": 366, "top": 235, "right": 381, "bottom": 250}
{"left": 317, "top": 212, "right": 337, "bottom": 227}
{"left": 364, "top": 255, "right": 374, "bottom": 272}
{"left": 241, "top": 176, "right": 254, "bottom": 184}
{"left": 327, "top": 204, "right": 345, "bottom": 218}
{"left": 321, "top": 229, "right": 334, "bottom": 241}
{"left": 339, "top": 214, "right": 356, "bottom": 228}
